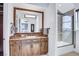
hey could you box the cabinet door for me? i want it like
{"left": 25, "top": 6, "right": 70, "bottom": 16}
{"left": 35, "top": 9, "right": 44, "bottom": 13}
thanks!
{"left": 44, "top": 38, "right": 48, "bottom": 54}
{"left": 32, "top": 39, "right": 40, "bottom": 56}
{"left": 10, "top": 40, "right": 21, "bottom": 56}
{"left": 21, "top": 40, "right": 32, "bottom": 56}
{"left": 40, "top": 38, "right": 45, "bottom": 54}
{"left": 40, "top": 38, "right": 48, "bottom": 54}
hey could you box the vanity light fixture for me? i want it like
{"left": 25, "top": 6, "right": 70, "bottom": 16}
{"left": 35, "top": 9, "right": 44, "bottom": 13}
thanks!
{"left": 24, "top": 14, "right": 36, "bottom": 18}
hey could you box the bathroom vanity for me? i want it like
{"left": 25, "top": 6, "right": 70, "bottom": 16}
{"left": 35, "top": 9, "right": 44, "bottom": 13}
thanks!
{"left": 10, "top": 35, "right": 48, "bottom": 56}
{"left": 9, "top": 7, "right": 48, "bottom": 56}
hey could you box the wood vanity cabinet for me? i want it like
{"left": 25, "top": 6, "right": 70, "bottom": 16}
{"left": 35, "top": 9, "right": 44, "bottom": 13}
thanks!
{"left": 10, "top": 37, "right": 48, "bottom": 56}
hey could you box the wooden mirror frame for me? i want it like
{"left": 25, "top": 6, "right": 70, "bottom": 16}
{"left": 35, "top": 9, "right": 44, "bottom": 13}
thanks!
{"left": 13, "top": 7, "right": 44, "bottom": 35}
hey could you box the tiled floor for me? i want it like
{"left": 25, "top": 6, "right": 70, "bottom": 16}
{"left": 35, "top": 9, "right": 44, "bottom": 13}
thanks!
{"left": 61, "top": 51, "right": 79, "bottom": 56}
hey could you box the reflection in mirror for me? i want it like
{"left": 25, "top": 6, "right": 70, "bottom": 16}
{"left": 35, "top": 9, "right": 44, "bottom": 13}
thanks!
{"left": 14, "top": 8, "right": 43, "bottom": 33}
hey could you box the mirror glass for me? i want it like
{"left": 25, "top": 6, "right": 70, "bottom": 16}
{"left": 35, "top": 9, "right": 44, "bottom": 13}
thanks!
{"left": 14, "top": 8, "right": 43, "bottom": 33}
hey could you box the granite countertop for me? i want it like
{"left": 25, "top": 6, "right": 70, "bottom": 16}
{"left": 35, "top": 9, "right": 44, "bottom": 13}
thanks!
{"left": 10, "top": 36, "right": 48, "bottom": 40}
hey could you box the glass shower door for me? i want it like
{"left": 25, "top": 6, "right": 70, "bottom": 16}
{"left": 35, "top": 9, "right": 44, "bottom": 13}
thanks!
{"left": 62, "top": 16, "right": 73, "bottom": 45}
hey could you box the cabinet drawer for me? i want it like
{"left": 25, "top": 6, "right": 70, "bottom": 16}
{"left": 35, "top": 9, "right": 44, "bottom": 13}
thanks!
{"left": 44, "top": 39, "right": 48, "bottom": 42}
{"left": 40, "top": 38, "right": 48, "bottom": 42}
{"left": 40, "top": 39, "right": 45, "bottom": 41}
{"left": 33, "top": 39, "right": 40, "bottom": 43}
{"left": 10, "top": 41, "right": 16, "bottom": 45}
{"left": 22, "top": 40, "right": 32, "bottom": 44}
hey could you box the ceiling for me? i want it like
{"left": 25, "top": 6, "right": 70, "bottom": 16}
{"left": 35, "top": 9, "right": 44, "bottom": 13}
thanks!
{"left": 28, "top": 3, "right": 49, "bottom": 8}
{"left": 74, "top": 3, "right": 79, "bottom": 9}
{"left": 28, "top": 3, "right": 79, "bottom": 13}
{"left": 56, "top": 3, "right": 74, "bottom": 13}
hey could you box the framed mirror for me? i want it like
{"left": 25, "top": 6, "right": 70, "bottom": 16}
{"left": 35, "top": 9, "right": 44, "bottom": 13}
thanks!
{"left": 13, "top": 7, "right": 44, "bottom": 34}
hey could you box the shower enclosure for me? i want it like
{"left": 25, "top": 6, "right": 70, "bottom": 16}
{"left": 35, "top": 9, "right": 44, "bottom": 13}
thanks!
{"left": 57, "top": 10, "right": 74, "bottom": 48}
{"left": 56, "top": 3, "right": 75, "bottom": 56}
